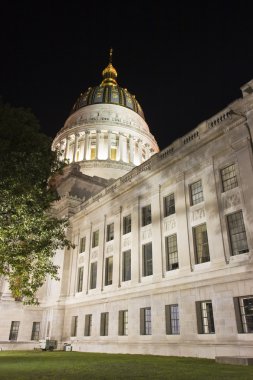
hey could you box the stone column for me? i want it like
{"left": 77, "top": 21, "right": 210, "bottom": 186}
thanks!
{"left": 138, "top": 139, "right": 143, "bottom": 164}
{"left": 131, "top": 197, "right": 140, "bottom": 284}
{"left": 72, "top": 133, "right": 79, "bottom": 163}
{"left": 107, "top": 131, "right": 112, "bottom": 159}
{"left": 83, "top": 131, "right": 89, "bottom": 160}
{"left": 96, "top": 130, "right": 100, "bottom": 159}
{"left": 64, "top": 137, "right": 70, "bottom": 160}
{"left": 175, "top": 172, "right": 192, "bottom": 272}
{"left": 119, "top": 133, "right": 124, "bottom": 161}
{"left": 129, "top": 136, "right": 135, "bottom": 164}
{"left": 151, "top": 187, "right": 163, "bottom": 280}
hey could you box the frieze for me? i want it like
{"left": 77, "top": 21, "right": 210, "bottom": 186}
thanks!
{"left": 106, "top": 244, "right": 114, "bottom": 254}
{"left": 192, "top": 207, "right": 205, "bottom": 222}
{"left": 91, "top": 250, "right": 98, "bottom": 259}
{"left": 123, "top": 237, "right": 131, "bottom": 248}
{"left": 164, "top": 217, "right": 176, "bottom": 232}
{"left": 78, "top": 256, "right": 85, "bottom": 265}
{"left": 223, "top": 190, "right": 241, "bottom": 209}
{"left": 141, "top": 228, "right": 152, "bottom": 241}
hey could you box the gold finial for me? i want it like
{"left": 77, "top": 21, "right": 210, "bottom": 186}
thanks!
{"left": 101, "top": 48, "right": 118, "bottom": 86}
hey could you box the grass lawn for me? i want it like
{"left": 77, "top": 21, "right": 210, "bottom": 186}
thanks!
{"left": 0, "top": 351, "right": 253, "bottom": 380}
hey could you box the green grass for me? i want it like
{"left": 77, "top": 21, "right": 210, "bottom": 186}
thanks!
{"left": 0, "top": 351, "right": 252, "bottom": 380}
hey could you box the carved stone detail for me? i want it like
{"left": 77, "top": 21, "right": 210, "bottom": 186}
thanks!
{"left": 164, "top": 217, "right": 176, "bottom": 232}
{"left": 91, "top": 250, "right": 98, "bottom": 259}
{"left": 192, "top": 207, "right": 205, "bottom": 222}
{"left": 141, "top": 228, "right": 152, "bottom": 240}
{"left": 223, "top": 190, "right": 241, "bottom": 209}
{"left": 123, "top": 237, "right": 131, "bottom": 248}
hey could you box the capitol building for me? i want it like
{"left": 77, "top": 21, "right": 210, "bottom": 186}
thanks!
{"left": 0, "top": 52, "right": 253, "bottom": 358}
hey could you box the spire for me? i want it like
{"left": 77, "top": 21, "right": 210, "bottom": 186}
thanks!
{"left": 101, "top": 48, "right": 118, "bottom": 86}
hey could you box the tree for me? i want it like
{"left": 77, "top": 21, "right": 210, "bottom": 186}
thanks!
{"left": 0, "top": 100, "right": 72, "bottom": 305}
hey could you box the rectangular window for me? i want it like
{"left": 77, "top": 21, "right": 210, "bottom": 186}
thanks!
{"left": 166, "top": 234, "right": 179, "bottom": 270}
{"left": 234, "top": 296, "right": 253, "bottom": 333}
{"left": 118, "top": 310, "right": 128, "bottom": 336}
{"left": 77, "top": 266, "right": 84, "bottom": 292}
{"left": 106, "top": 223, "right": 114, "bottom": 242}
{"left": 165, "top": 305, "right": 180, "bottom": 335}
{"left": 164, "top": 193, "right": 175, "bottom": 217}
{"left": 79, "top": 236, "right": 86, "bottom": 253}
{"left": 71, "top": 316, "right": 78, "bottom": 337}
{"left": 105, "top": 256, "right": 113, "bottom": 286}
{"left": 143, "top": 243, "right": 153, "bottom": 276}
{"left": 122, "top": 250, "right": 131, "bottom": 281}
{"left": 100, "top": 312, "right": 109, "bottom": 336}
{"left": 90, "top": 146, "right": 96, "bottom": 160}
{"left": 90, "top": 262, "right": 97, "bottom": 289}
{"left": 123, "top": 215, "right": 131, "bottom": 234}
{"left": 31, "top": 322, "right": 40, "bottom": 340}
{"left": 193, "top": 223, "right": 210, "bottom": 264}
{"left": 84, "top": 314, "right": 92, "bottom": 336}
{"left": 110, "top": 147, "right": 117, "bottom": 160}
{"left": 196, "top": 301, "right": 215, "bottom": 334}
{"left": 190, "top": 180, "right": 204, "bottom": 205}
{"left": 142, "top": 205, "right": 152, "bottom": 226}
{"left": 227, "top": 211, "right": 249, "bottom": 255}
{"left": 92, "top": 230, "right": 99, "bottom": 248}
{"left": 9, "top": 321, "right": 20, "bottom": 341}
{"left": 140, "top": 307, "right": 152, "bottom": 335}
{"left": 221, "top": 164, "right": 238, "bottom": 192}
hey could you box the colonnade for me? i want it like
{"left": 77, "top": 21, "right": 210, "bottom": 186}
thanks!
{"left": 56, "top": 130, "right": 153, "bottom": 166}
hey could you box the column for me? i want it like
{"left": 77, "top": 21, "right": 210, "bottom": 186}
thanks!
{"left": 119, "top": 133, "right": 124, "bottom": 161}
{"left": 175, "top": 172, "right": 192, "bottom": 272}
{"left": 107, "top": 131, "right": 112, "bottom": 159}
{"left": 129, "top": 136, "right": 135, "bottom": 164}
{"left": 138, "top": 139, "right": 143, "bottom": 164}
{"left": 83, "top": 131, "right": 89, "bottom": 160}
{"left": 145, "top": 143, "right": 150, "bottom": 160}
{"left": 96, "top": 130, "right": 100, "bottom": 159}
{"left": 72, "top": 133, "right": 79, "bottom": 163}
{"left": 131, "top": 197, "right": 140, "bottom": 284}
{"left": 151, "top": 187, "right": 163, "bottom": 281}
{"left": 64, "top": 137, "right": 70, "bottom": 160}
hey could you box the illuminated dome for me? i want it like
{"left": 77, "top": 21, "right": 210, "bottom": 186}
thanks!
{"left": 71, "top": 51, "right": 145, "bottom": 119}
{"left": 52, "top": 49, "right": 159, "bottom": 180}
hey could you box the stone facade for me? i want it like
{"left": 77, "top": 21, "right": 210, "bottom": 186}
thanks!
{"left": 0, "top": 74, "right": 253, "bottom": 358}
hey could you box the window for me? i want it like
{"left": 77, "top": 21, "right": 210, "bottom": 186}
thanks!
{"left": 190, "top": 180, "right": 204, "bottom": 205}
{"left": 90, "top": 262, "right": 97, "bottom": 289}
{"left": 84, "top": 314, "right": 92, "bottom": 336}
{"left": 221, "top": 164, "right": 238, "bottom": 192}
{"left": 118, "top": 310, "right": 128, "bottom": 336}
{"left": 165, "top": 305, "right": 180, "bottom": 335}
{"left": 143, "top": 243, "right": 153, "bottom": 276}
{"left": 166, "top": 234, "right": 179, "bottom": 270}
{"left": 100, "top": 312, "right": 109, "bottom": 336}
{"left": 90, "top": 146, "right": 96, "bottom": 160}
{"left": 31, "top": 322, "right": 40, "bottom": 340}
{"left": 9, "top": 321, "right": 20, "bottom": 341}
{"left": 92, "top": 230, "right": 99, "bottom": 248}
{"left": 227, "top": 211, "right": 249, "bottom": 255}
{"left": 164, "top": 193, "right": 175, "bottom": 217}
{"left": 79, "top": 236, "right": 86, "bottom": 253}
{"left": 123, "top": 215, "right": 131, "bottom": 234}
{"left": 193, "top": 223, "right": 210, "bottom": 264}
{"left": 122, "top": 250, "right": 131, "bottom": 281}
{"left": 71, "top": 316, "right": 78, "bottom": 337}
{"left": 77, "top": 267, "right": 84, "bottom": 292}
{"left": 140, "top": 307, "right": 152, "bottom": 335}
{"left": 142, "top": 205, "right": 152, "bottom": 226}
{"left": 234, "top": 296, "right": 253, "bottom": 333}
{"left": 105, "top": 256, "right": 113, "bottom": 285}
{"left": 196, "top": 301, "right": 215, "bottom": 334}
{"left": 110, "top": 147, "right": 117, "bottom": 160}
{"left": 106, "top": 223, "right": 114, "bottom": 241}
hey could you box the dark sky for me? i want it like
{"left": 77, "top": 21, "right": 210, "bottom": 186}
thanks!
{"left": 1, "top": 1, "right": 253, "bottom": 150}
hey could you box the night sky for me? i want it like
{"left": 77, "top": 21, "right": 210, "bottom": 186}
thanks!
{"left": 1, "top": 1, "right": 253, "bottom": 150}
